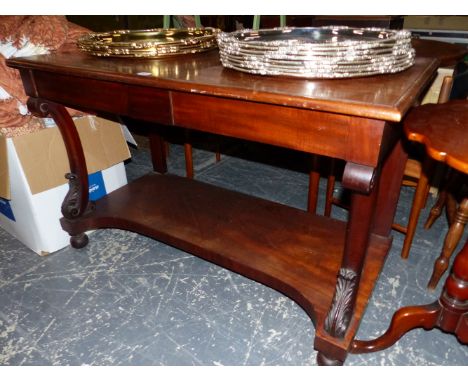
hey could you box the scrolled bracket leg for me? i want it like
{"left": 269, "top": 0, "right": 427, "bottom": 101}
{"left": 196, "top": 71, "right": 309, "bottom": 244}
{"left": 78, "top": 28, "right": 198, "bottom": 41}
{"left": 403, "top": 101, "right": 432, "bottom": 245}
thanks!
{"left": 61, "top": 172, "right": 95, "bottom": 220}
{"left": 324, "top": 162, "right": 379, "bottom": 340}
{"left": 27, "top": 97, "right": 92, "bottom": 249}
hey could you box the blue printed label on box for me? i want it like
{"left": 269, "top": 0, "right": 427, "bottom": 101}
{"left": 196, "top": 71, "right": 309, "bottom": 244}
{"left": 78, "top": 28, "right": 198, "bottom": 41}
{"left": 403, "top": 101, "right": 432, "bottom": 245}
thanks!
{"left": 88, "top": 171, "right": 107, "bottom": 201}
{"left": 0, "top": 198, "right": 15, "bottom": 221}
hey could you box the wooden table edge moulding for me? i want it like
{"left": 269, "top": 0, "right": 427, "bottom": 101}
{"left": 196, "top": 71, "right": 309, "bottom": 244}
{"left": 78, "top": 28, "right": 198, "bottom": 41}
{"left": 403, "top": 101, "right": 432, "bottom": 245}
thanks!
{"left": 6, "top": 50, "right": 439, "bottom": 365}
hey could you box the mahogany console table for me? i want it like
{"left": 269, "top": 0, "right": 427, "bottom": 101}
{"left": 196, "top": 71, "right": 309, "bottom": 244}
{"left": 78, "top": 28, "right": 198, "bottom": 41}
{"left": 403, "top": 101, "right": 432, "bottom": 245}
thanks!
{"left": 7, "top": 51, "right": 438, "bottom": 365}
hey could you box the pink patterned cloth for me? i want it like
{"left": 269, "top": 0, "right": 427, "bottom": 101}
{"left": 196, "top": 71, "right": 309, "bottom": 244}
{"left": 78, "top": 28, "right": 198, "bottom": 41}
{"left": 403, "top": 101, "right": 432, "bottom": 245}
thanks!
{"left": 0, "top": 16, "right": 89, "bottom": 137}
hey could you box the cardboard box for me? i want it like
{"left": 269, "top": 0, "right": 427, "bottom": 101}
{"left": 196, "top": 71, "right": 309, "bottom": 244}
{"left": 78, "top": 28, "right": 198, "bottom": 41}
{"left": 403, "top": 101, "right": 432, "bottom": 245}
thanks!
{"left": 0, "top": 116, "right": 131, "bottom": 255}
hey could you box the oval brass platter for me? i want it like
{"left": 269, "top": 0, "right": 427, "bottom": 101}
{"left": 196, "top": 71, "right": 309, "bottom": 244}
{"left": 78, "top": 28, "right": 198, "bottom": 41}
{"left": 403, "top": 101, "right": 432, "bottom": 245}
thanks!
{"left": 77, "top": 28, "right": 220, "bottom": 58}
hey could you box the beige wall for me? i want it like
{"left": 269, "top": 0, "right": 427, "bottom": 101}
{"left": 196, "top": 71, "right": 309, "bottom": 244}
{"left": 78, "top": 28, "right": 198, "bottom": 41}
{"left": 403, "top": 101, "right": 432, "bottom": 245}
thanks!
{"left": 404, "top": 16, "right": 468, "bottom": 31}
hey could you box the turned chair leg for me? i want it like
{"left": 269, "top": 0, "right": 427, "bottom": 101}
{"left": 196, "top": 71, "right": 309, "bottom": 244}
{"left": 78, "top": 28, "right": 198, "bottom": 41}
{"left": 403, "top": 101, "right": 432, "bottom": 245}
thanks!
{"left": 184, "top": 142, "right": 194, "bottom": 179}
{"left": 446, "top": 193, "right": 459, "bottom": 226}
{"left": 427, "top": 197, "right": 468, "bottom": 289}
{"left": 183, "top": 129, "right": 194, "bottom": 179}
{"left": 401, "top": 157, "right": 434, "bottom": 259}
{"left": 307, "top": 154, "right": 321, "bottom": 213}
{"left": 351, "top": 239, "right": 468, "bottom": 354}
{"left": 215, "top": 145, "right": 221, "bottom": 162}
{"left": 183, "top": 139, "right": 221, "bottom": 179}
{"left": 164, "top": 141, "right": 170, "bottom": 158}
{"left": 324, "top": 155, "right": 432, "bottom": 261}
{"left": 424, "top": 168, "right": 459, "bottom": 229}
{"left": 424, "top": 189, "right": 447, "bottom": 229}
{"left": 324, "top": 158, "right": 336, "bottom": 217}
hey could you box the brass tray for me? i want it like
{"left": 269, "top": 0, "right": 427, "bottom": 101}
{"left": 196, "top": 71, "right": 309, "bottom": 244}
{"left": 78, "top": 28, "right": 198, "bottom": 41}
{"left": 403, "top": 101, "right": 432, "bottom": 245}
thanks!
{"left": 217, "top": 26, "right": 415, "bottom": 79}
{"left": 77, "top": 28, "right": 220, "bottom": 58}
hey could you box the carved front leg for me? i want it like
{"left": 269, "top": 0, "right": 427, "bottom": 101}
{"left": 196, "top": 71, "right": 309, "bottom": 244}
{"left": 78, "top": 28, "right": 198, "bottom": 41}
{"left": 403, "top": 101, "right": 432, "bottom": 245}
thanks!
{"left": 27, "top": 98, "right": 93, "bottom": 247}
{"left": 324, "top": 162, "right": 379, "bottom": 338}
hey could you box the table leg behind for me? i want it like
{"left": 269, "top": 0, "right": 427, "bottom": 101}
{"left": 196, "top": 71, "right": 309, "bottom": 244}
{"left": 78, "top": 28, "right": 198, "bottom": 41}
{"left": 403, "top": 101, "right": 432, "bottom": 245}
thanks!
{"left": 372, "top": 138, "right": 408, "bottom": 238}
{"left": 149, "top": 131, "right": 168, "bottom": 174}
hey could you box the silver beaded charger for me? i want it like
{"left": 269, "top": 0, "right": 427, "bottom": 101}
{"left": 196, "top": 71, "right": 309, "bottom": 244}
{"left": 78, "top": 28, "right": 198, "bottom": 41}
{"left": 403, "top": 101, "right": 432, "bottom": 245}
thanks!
{"left": 217, "top": 26, "right": 415, "bottom": 79}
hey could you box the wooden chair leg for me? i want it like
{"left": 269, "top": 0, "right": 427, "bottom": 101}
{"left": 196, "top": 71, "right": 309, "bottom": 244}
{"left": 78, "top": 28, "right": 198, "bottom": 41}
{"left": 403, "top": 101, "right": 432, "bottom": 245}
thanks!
{"left": 184, "top": 131, "right": 222, "bottom": 179}
{"left": 164, "top": 141, "right": 170, "bottom": 157}
{"left": 184, "top": 142, "right": 194, "bottom": 179}
{"left": 215, "top": 145, "right": 221, "bottom": 162}
{"left": 401, "top": 157, "right": 434, "bottom": 259}
{"left": 427, "top": 197, "right": 468, "bottom": 289}
{"left": 149, "top": 132, "right": 167, "bottom": 174}
{"left": 351, "top": 238, "right": 468, "bottom": 354}
{"left": 446, "top": 193, "right": 458, "bottom": 226}
{"left": 307, "top": 154, "right": 320, "bottom": 214}
{"left": 424, "top": 189, "right": 447, "bottom": 229}
{"left": 424, "top": 168, "right": 458, "bottom": 229}
{"left": 184, "top": 129, "right": 194, "bottom": 179}
{"left": 324, "top": 158, "right": 336, "bottom": 217}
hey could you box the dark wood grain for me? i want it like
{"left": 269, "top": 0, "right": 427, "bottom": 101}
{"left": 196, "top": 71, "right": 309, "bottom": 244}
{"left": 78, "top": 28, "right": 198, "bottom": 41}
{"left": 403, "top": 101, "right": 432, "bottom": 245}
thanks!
{"left": 6, "top": 50, "right": 438, "bottom": 365}
{"left": 26, "top": 98, "right": 92, "bottom": 220}
{"left": 404, "top": 100, "right": 468, "bottom": 174}
{"left": 172, "top": 91, "right": 387, "bottom": 167}
{"left": 61, "top": 173, "right": 390, "bottom": 360}
{"left": 412, "top": 38, "right": 468, "bottom": 67}
{"left": 7, "top": 52, "right": 438, "bottom": 122}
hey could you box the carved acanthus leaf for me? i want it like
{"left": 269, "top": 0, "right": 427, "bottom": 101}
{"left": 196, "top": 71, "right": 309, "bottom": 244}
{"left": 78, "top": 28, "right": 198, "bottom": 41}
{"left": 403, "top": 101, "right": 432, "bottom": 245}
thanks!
{"left": 324, "top": 268, "right": 358, "bottom": 338}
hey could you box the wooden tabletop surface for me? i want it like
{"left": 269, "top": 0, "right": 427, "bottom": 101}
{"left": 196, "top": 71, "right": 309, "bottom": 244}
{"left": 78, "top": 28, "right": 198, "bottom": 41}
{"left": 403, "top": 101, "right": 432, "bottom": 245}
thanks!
{"left": 412, "top": 38, "right": 468, "bottom": 68}
{"left": 404, "top": 100, "right": 468, "bottom": 174}
{"left": 8, "top": 51, "right": 438, "bottom": 122}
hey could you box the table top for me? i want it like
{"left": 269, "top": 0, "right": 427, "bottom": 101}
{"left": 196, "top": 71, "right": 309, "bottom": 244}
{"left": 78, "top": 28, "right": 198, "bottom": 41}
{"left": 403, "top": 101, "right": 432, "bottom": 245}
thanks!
{"left": 412, "top": 38, "right": 468, "bottom": 68}
{"left": 404, "top": 100, "right": 468, "bottom": 174}
{"left": 8, "top": 51, "right": 438, "bottom": 122}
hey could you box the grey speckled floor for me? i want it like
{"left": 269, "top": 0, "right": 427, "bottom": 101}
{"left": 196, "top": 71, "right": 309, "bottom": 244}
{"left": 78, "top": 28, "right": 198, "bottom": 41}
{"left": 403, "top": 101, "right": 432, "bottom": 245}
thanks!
{"left": 1, "top": 137, "right": 467, "bottom": 366}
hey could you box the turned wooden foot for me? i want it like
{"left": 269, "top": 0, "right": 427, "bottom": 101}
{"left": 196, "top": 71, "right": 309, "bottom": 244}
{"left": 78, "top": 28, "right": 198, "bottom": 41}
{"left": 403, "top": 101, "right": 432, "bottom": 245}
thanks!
{"left": 427, "top": 197, "right": 468, "bottom": 289}
{"left": 316, "top": 352, "right": 344, "bottom": 366}
{"left": 70, "top": 233, "right": 89, "bottom": 249}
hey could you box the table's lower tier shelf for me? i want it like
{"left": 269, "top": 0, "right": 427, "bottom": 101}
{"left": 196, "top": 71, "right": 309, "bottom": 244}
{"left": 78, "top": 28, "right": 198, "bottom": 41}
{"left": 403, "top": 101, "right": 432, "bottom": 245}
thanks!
{"left": 61, "top": 173, "right": 390, "bottom": 355}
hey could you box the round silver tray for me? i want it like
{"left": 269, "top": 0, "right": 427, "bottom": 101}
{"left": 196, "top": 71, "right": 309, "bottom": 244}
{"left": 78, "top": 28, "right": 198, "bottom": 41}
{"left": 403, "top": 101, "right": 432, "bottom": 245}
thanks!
{"left": 217, "top": 26, "right": 415, "bottom": 79}
{"left": 77, "top": 28, "right": 220, "bottom": 58}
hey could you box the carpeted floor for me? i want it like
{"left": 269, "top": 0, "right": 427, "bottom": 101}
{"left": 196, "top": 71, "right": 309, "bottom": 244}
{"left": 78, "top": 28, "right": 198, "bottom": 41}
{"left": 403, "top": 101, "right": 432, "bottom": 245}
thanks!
{"left": 0, "top": 138, "right": 467, "bottom": 366}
